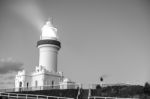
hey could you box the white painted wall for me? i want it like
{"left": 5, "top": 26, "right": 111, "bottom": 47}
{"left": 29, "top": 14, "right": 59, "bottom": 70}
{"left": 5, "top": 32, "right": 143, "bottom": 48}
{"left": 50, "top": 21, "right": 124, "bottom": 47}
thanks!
{"left": 31, "top": 66, "right": 62, "bottom": 90}
{"left": 15, "top": 70, "right": 31, "bottom": 91}
{"left": 31, "top": 66, "right": 45, "bottom": 89}
{"left": 15, "top": 68, "right": 75, "bottom": 90}
{"left": 38, "top": 44, "right": 60, "bottom": 73}
{"left": 43, "top": 72, "right": 62, "bottom": 86}
{"left": 59, "top": 78, "right": 76, "bottom": 89}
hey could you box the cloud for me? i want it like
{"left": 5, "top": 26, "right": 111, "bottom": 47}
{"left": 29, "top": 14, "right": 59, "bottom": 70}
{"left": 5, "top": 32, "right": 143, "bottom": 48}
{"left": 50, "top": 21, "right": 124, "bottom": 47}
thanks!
{"left": 3, "top": 74, "right": 15, "bottom": 80}
{"left": 0, "top": 72, "right": 16, "bottom": 88}
{"left": 5, "top": 76, "right": 14, "bottom": 80}
{"left": 0, "top": 82, "right": 5, "bottom": 85}
{"left": 6, "top": 81, "right": 14, "bottom": 85}
{"left": 0, "top": 58, "right": 23, "bottom": 88}
{"left": 0, "top": 80, "right": 14, "bottom": 89}
{"left": 0, "top": 81, "right": 13, "bottom": 85}
{"left": 0, "top": 58, "right": 23, "bottom": 74}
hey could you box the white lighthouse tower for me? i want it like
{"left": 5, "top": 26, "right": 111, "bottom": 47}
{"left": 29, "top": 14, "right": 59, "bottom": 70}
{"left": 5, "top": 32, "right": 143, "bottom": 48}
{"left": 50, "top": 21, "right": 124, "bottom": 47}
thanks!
{"left": 38, "top": 19, "right": 60, "bottom": 73}
{"left": 30, "top": 19, "right": 63, "bottom": 89}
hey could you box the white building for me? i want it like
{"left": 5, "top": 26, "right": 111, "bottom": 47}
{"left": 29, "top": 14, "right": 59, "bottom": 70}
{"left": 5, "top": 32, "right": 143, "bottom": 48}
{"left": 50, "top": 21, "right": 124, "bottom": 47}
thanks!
{"left": 59, "top": 78, "right": 76, "bottom": 89}
{"left": 15, "top": 19, "right": 75, "bottom": 91}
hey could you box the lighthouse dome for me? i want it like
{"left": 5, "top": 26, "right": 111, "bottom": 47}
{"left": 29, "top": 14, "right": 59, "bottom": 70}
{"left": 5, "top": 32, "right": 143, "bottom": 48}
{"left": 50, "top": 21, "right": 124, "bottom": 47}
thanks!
{"left": 41, "top": 20, "right": 58, "bottom": 40}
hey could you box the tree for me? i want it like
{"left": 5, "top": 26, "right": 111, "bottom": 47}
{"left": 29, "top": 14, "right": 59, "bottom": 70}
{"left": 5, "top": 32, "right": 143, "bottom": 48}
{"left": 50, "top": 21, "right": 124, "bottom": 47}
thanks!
{"left": 144, "top": 82, "right": 150, "bottom": 95}
{"left": 96, "top": 84, "right": 101, "bottom": 90}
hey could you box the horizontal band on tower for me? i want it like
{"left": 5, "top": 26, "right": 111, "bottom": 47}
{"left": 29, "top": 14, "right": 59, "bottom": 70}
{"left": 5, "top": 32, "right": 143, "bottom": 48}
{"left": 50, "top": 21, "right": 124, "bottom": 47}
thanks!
{"left": 37, "top": 40, "right": 61, "bottom": 47}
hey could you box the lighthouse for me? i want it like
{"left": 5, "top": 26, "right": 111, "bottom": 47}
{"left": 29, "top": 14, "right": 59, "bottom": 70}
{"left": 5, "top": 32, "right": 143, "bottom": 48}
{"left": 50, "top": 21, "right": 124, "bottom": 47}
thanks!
{"left": 15, "top": 19, "right": 75, "bottom": 90}
{"left": 37, "top": 20, "right": 61, "bottom": 73}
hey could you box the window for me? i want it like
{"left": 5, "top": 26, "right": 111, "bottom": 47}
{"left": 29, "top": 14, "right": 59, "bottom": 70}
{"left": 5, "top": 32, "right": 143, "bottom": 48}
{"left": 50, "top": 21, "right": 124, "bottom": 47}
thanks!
{"left": 19, "top": 82, "right": 22, "bottom": 92}
{"left": 52, "top": 81, "right": 54, "bottom": 88}
{"left": 35, "top": 80, "right": 38, "bottom": 87}
{"left": 27, "top": 82, "right": 29, "bottom": 88}
{"left": 19, "top": 82, "right": 22, "bottom": 87}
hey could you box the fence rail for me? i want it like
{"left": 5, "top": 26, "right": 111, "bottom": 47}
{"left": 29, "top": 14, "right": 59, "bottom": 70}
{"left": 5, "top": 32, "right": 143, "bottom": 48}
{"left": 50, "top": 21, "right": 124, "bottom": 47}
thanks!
{"left": 0, "top": 83, "right": 80, "bottom": 93}
{"left": 0, "top": 92, "right": 74, "bottom": 99}
{"left": 88, "top": 96, "right": 138, "bottom": 99}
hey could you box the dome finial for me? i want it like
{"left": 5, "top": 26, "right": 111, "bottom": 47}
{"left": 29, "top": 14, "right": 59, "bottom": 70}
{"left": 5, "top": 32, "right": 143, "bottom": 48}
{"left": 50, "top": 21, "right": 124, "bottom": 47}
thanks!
{"left": 47, "top": 17, "right": 53, "bottom": 25}
{"left": 48, "top": 17, "right": 52, "bottom": 23}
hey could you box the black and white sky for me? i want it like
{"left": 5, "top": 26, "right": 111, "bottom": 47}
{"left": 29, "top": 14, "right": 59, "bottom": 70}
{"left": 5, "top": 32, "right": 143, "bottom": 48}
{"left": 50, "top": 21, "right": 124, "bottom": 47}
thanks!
{"left": 0, "top": 0, "right": 150, "bottom": 88}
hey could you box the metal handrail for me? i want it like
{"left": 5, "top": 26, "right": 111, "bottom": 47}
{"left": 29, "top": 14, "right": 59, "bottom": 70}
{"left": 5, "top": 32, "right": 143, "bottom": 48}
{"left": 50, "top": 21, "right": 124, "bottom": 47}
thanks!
{"left": 88, "top": 96, "right": 139, "bottom": 99}
{"left": 0, "top": 92, "right": 74, "bottom": 99}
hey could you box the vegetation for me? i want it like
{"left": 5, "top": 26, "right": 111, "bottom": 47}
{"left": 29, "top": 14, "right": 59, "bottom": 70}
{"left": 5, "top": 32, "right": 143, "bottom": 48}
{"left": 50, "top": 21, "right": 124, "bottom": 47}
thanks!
{"left": 92, "top": 82, "right": 150, "bottom": 99}
{"left": 4, "top": 82, "right": 150, "bottom": 99}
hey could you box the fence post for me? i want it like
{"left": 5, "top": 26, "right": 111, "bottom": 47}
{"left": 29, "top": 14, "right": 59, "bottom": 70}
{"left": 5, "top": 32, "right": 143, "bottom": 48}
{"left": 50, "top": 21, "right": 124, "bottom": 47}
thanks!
{"left": 8, "top": 93, "right": 9, "bottom": 98}
{"left": 26, "top": 94, "right": 27, "bottom": 99}
{"left": 17, "top": 94, "right": 18, "bottom": 99}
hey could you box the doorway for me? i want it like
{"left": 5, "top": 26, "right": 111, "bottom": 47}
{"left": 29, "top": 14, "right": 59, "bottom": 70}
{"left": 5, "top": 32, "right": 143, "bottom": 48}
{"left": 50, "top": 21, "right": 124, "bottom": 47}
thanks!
{"left": 19, "top": 82, "right": 22, "bottom": 91}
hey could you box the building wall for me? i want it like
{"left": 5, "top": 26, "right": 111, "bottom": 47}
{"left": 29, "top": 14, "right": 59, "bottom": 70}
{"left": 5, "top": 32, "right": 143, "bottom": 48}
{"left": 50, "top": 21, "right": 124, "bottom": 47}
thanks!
{"left": 31, "top": 66, "right": 62, "bottom": 90}
{"left": 15, "top": 68, "right": 76, "bottom": 90}
{"left": 31, "top": 73, "right": 44, "bottom": 90}
{"left": 31, "top": 73, "right": 62, "bottom": 90}
{"left": 15, "top": 70, "right": 31, "bottom": 91}
{"left": 60, "top": 82, "right": 75, "bottom": 89}
{"left": 43, "top": 73, "right": 62, "bottom": 87}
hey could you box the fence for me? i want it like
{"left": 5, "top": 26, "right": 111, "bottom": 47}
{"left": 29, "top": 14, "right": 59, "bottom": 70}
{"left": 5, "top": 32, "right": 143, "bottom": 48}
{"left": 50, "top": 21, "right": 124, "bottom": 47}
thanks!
{"left": 0, "top": 83, "right": 80, "bottom": 93}
{"left": 0, "top": 92, "right": 74, "bottom": 99}
{"left": 88, "top": 96, "right": 138, "bottom": 99}
{"left": 0, "top": 92, "right": 139, "bottom": 99}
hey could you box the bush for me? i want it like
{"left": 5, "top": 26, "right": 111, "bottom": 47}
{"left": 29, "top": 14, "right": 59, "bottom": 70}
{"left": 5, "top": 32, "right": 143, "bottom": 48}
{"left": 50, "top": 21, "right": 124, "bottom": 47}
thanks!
{"left": 144, "top": 82, "right": 150, "bottom": 95}
{"left": 96, "top": 85, "right": 101, "bottom": 90}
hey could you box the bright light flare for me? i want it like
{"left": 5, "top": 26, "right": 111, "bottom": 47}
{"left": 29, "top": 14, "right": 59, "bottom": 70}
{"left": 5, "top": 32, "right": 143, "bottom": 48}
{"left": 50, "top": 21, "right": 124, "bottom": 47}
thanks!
{"left": 11, "top": 1, "right": 44, "bottom": 30}
{"left": 11, "top": 1, "right": 58, "bottom": 40}
{"left": 41, "top": 20, "right": 58, "bottom": 40}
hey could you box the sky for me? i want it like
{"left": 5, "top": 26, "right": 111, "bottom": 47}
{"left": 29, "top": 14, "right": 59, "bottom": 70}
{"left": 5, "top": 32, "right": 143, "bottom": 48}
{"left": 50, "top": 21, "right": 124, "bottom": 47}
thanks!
{"left": 0, "top": 0, "right": 149, "bottom": 88}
